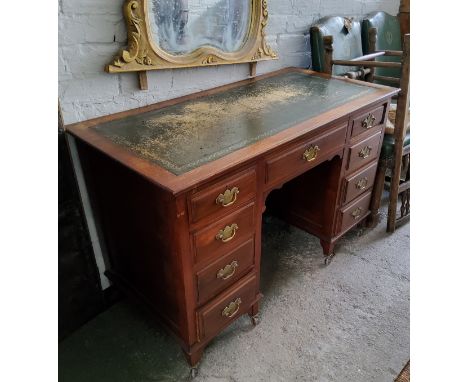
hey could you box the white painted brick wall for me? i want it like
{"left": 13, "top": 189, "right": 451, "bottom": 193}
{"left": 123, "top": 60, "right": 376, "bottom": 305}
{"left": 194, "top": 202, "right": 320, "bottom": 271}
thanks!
{"left": 59, "top": 0, "right": 399, "bottom": 124}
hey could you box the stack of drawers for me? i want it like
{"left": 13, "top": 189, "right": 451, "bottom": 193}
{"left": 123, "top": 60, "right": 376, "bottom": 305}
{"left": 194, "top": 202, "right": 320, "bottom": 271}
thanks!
{"left": 188, "top": 168, "right": 260, "bottom": 343}
{"left": 336, "top": 104, "right": 387, "bottom": 234}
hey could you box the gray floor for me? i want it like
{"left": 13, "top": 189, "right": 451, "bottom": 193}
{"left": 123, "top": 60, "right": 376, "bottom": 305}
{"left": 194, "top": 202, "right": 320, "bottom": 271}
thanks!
{"left": 59, "top": 204, "right": 410, "bottom": 382}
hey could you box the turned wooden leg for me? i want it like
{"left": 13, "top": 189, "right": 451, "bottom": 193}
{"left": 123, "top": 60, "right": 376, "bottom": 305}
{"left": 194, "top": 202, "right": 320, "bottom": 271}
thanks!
{"left": 249, "top": 302, "right": 260, "bottom": 326}
{"left": 368, "top": 160, "right": 387, "bottom": 228}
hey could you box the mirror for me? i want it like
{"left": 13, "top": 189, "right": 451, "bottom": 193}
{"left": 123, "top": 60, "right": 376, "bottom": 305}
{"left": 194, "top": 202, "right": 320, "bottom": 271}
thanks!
{"left": 149, "top": 0, "right": 251, "bottom": 55}
{"left": 106, "top": 0, "right": 277, "bottom": 82}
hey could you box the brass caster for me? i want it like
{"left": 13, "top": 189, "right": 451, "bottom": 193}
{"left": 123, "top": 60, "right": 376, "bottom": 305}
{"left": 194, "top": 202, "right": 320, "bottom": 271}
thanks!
{"left": 189, "top": 366, "right": 198, "bottom": 379}
{"left": 324, "top": 253, "right": 335, "bottom": 266}
{"left": 251, "top": 314, "right": 260, "bottom": 326}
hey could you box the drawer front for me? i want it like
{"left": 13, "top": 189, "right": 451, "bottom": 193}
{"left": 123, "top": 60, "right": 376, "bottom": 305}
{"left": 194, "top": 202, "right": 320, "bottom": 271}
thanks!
{"left": 197, "top": 272, "right": 257, "bottom": 342}
{"left": 266, "top": 124, "right": 347, "bottom": 186}
{"left": 351, "top": 105, "right": 386, "bottom": 138}
{"left": 347, "top": 132, "right": 381, "bottom": 173}
{"left": 193, "top": 203, "right": 255, "bottom": 264}
{"left": 343, "top": 162, "right": 378, "bottom": 205}
{"left": 189, "top": 168, "right": 256, "bottom": 224}
{"left": 196, "top": 238, "right": 255, "bottom": 305}
{"left": 338, "top": 191, "right": 372, "bottom": 234}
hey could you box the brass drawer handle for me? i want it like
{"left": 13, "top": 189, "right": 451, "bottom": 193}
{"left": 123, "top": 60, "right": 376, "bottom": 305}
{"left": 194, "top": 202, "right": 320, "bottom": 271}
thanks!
{"left": 355, "top": 177, "right": 368, "bottom": 190}
{"left": 361, "top": 113, "right": 375, "bottom": 129}
{"left": 216, "top": 187, "right": 239, "bottom": 207}
{"left": 217, "top": 260, "right": 239, "bottom": 280}
{"left": 358, "top": 146, "right": 372, "bottom": 159}
{"left": 303, "top": 145, "right": 320, "bottom": 162}
{"left": 215, "top": 223, "right": 239, "bottom": 243}
{"left": 351, "top": 207, "right": 363, "bottom": 220}
{"left": 362, "top": 113, "right": 376, "bottom": 129}
{"left": 222, "top": 297, "right": 242, "bottom": 318}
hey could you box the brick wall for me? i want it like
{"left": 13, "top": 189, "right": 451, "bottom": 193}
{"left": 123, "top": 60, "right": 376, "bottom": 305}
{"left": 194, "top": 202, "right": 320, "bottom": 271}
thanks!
{"left": 59, "top": 0, "right": 399, "bottom": 124}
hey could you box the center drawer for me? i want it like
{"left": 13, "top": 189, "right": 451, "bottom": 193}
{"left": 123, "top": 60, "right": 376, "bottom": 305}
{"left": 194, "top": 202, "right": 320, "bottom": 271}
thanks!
{"left": 265, "top": 124, "right": 347, "bottom": 186}
{"left": 192, "top": 202, "right": 256, "bottom": 264}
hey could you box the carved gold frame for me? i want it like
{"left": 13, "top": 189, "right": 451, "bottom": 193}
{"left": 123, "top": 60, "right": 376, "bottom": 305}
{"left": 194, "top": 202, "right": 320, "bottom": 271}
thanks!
{"left": 106, "top": 0, "right": 277, "bottom": 76}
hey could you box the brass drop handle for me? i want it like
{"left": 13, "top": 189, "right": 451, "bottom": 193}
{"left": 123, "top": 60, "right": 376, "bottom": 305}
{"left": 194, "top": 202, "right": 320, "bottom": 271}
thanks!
{"left": 362, "top": 113, "right": 376, "bottom": 129}
{"left": 217, "top": 260, "right": 239, "bottom": 280}
{"left": 303, "top": 145, "right": 320, "bottom": 162}
{"left": 215, "top": 223, "right": 239, "bottom": 243}
{"left": 351, "top": 207, "right": 363, "bottom": 220}
{"left": 216, "top": 187, "right": 239, "bottom": 207}
{"left": 355, "top": 177, "right": 368, "bottom": 190}
{"left": 358, "top": 146, "right": 372, "bottom": 159}
{"left": 222, "top": 297, "right": 242, "bottom": 318}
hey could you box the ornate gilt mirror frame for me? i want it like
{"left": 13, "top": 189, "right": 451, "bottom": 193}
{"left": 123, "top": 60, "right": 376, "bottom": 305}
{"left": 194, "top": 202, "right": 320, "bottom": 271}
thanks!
{"left": 106, "top": 0, "right": 278, "bottom": 89}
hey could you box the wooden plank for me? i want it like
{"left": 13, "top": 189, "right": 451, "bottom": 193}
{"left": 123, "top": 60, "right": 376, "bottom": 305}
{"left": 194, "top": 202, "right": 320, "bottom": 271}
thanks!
{"left": 352, "top": 51, "right": 385, "bottom": 61}
{"left": 387, "top": 34, "right": 410, "bottom": 232}
{"left": 333, "top": 60, "right": 402, "bottom": 68}
{"left": 374, "top": 75, "right": 400, "bottom": 84}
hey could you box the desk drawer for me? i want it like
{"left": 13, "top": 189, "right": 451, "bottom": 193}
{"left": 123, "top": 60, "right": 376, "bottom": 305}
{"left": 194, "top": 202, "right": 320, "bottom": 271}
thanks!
{"left": 193, "top": 203, "right": 255, "bottom": 264}
{"left": 347, "top": 132, "right": 381, "bottom": 173}
{"left": 338, "top": 191, "right": 372, "bottom": 234}
{"left": 342, "top": 162, "right": 378, "bottom": 205}
{"left": 266, "top": 124, "right": 347, "bottom": 186}
{"left": 351, "top": 105, "right": 385, "bottom": 138}
{"left": 196, "top": 238, "right": 255, "bottom": 305}
{"left": 197, "top": 272, "right": 257, "bottom": 342}
{"left": 189, "top": 169, "right": 256, "bottom": 224}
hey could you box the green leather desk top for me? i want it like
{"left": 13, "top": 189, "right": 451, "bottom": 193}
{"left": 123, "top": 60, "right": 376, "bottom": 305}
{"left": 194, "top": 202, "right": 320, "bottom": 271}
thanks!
{"left": 93, "top": 72, "right": 377, "bottom": 175}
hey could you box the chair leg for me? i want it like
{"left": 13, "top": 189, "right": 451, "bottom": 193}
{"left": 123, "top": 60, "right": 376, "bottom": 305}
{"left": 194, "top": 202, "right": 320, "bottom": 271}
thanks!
{"left": 387, "top": 159, "right": 404, "bottom": 233}
{"left": 368, "top": 160, "right": 387, "bottom": 228}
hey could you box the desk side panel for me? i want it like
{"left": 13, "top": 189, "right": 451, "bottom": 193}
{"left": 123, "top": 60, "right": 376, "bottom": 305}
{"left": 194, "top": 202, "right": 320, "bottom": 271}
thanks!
{"left": 75, "top": 139, "right": 190, "bottom": 341}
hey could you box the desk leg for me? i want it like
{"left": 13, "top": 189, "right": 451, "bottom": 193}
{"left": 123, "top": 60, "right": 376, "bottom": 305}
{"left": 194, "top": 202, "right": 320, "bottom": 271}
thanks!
{"left": 183, "top": 347, "right": 204, "bottom": 368}
{"left": 320, "top": 239, "right": 336, "bottom": 265}
{"left": 320, "top": 239, "right": 335, "bottom": 256}
{"left": 368, "top": 160, "right": 387, "bottom": 228}
{"left": 249, "top": 302, "right": 260, "bottom": 326}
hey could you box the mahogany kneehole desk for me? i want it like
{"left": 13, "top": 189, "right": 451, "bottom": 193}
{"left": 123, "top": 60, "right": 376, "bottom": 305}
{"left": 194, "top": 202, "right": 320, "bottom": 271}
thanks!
{"left": 66, "top": 68, "right": 398, "bottom": 367}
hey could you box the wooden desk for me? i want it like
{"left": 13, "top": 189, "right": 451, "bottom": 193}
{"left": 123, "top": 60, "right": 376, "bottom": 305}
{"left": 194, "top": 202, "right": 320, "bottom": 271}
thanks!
{"left": 66, "top": 68, "right": 397, "bottom": 368}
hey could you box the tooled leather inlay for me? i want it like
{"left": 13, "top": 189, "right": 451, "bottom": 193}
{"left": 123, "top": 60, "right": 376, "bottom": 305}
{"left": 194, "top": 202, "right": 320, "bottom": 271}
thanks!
{"left": 93, "top": 72, "right": 375, "bottom": 175}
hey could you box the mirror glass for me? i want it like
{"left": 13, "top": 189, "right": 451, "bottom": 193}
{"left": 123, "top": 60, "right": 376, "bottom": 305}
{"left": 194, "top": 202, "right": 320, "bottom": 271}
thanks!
{"left": 148, "top": 0, "right": 251, "bottom": 55}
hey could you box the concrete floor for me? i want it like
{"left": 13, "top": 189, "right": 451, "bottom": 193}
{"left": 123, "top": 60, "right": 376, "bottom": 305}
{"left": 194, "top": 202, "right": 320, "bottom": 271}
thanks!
{"left": 59, "top": 204, "right": 410, "bottom": 382}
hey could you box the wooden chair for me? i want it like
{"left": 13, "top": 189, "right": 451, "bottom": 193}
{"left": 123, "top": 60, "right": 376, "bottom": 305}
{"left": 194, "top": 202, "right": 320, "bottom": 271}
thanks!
{"left": 369, "top": 34, "right": 410, "bottom": 232}
{"left": 310, "top": 16, "right": 373, "bottom": 79}
{"left": 361, "top": 9, "right": 410, "bottom": 232}
{"left": 310, "top": 16, "right": 410, "bottom": 232}
{"left": 361, "top": 11, "right": 403, "bottom": 86}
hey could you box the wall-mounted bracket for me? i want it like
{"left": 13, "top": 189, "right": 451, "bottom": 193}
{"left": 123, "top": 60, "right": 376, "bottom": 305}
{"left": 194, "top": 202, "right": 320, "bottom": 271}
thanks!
{"left": 138, "top": 71, "right": 148, "bottom": 90}
{"left": 249, "top": 62, "right": 257, "bottom": 78}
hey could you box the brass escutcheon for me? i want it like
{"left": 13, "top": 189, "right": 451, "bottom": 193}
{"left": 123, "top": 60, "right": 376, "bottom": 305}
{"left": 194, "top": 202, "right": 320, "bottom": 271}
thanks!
{"left": 351, "top": 207, "right": 363, "bottom": 220}
{"left": 355, "top": 177, "right": 368, "bottom": 190}
{"left": 222, "top": 297, "right": 242, "bottom": 318}
{"left": 216, "top": 187, "right": 239, "bottom": 207}
{"left": 217, "top": 260, "right": 239, "bottom": 280}
{"left": 359, "top": 146, "right": 372, "bottom": 159}
{"left": 303, "top": 145, "right": 320, "bottom": 162}
{"left": 215, "top": 223, "right": 239, "bottom": 243}
{"left": 362, "top": 113, "right": 376, "bottom": 129}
